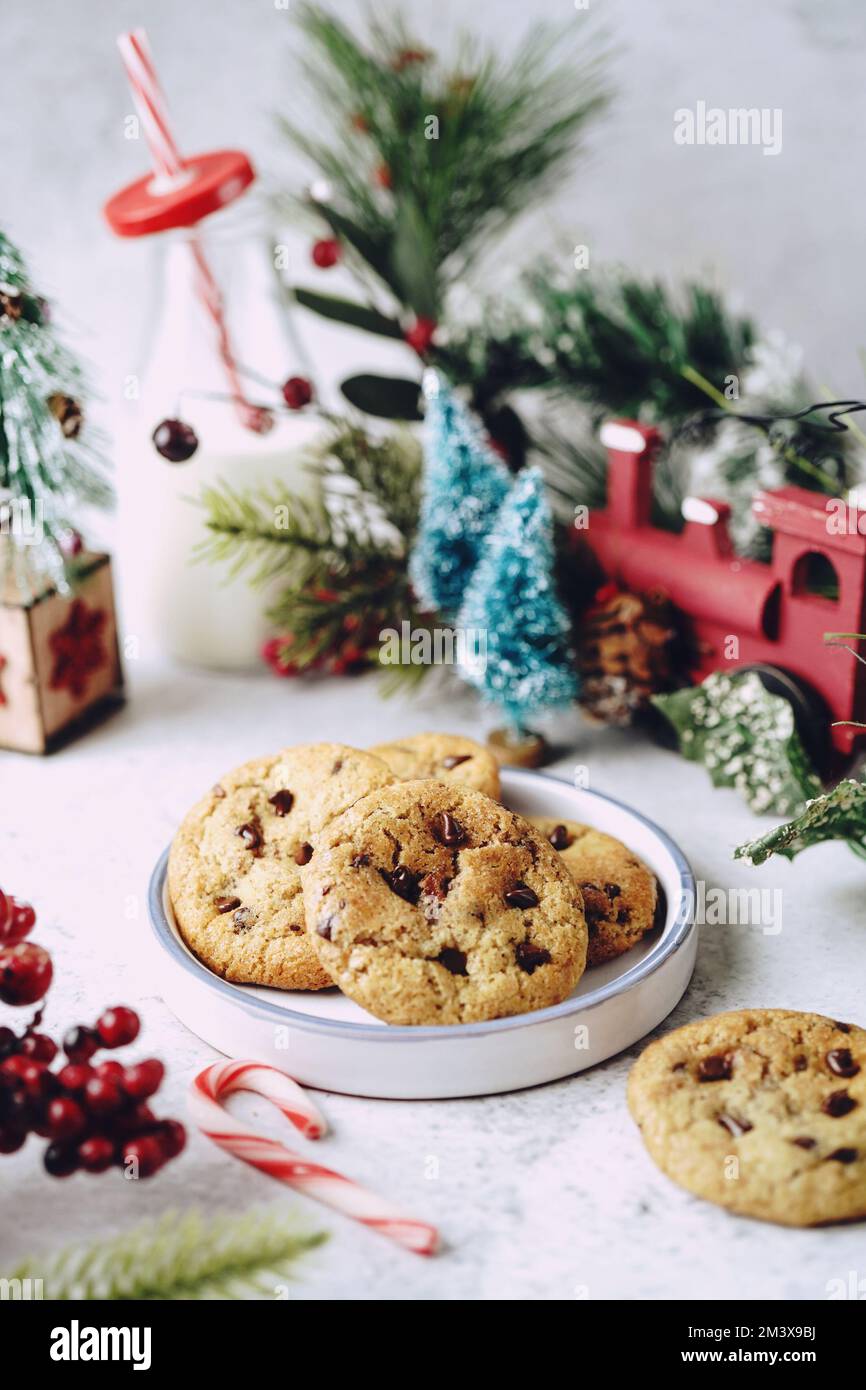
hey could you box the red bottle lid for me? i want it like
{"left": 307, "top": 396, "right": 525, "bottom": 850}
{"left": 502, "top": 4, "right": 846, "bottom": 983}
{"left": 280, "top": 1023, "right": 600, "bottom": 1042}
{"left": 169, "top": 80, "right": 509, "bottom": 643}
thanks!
{"left": 104, "top": 149, "right": 255, "bottom": 238}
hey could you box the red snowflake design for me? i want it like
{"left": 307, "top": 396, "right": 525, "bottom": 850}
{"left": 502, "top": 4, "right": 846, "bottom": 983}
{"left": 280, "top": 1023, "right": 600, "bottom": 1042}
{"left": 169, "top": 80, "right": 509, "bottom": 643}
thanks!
{"left": 48, "top": 599, "right": 108, "bottom": 699}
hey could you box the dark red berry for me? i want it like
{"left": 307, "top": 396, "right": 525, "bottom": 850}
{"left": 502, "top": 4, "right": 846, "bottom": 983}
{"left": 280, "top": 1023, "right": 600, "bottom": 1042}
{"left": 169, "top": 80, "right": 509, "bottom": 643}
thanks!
{"left": 94, "top": 1060, "right": 125, "bottom": 1083}
{"left": 1, "top": 1054, "right": 30, "bottom": 1082}
{"left": 0, "top": 942, "right": 53, "bottom": 1006}
{"left": 19, "top": 1060, "right": 50, "bottom": 1098}
{"left": 157, "top": 1119, "right": 187, "bottom": 1160}
{"left": 113, "top": 1102, "right": 156, "bottom": 1136}
{"left": 0, "top": 1127, "right": 26, "bottom": 1154}
{"left": 281, "top": 376, "right": 314, "bottom": 410}
{"left": 311, "top": 237, "right": 341, "bottom": 268}
{"left": 57, "top": 1063, "right": 94, "bottom": 1093}
{"left": 44, "top": 1142, "right": 78, "bottom": 1177}
{"left": 78, "top": 1136, "right": 115, "bottom": 1174}
{"left": 9, "top": 900, "right": 36, "bottom": 939}
{"left": 84, "top": 1076, "right": 123, "bottom": 1115}
{"left": 122, "top": 1135, "right": 164, "bottom": 1178}
{"left": 152, "top": 417, "right": 199, "bottom": 463}
{"left": 96, "top": 1007, "right": 140, "bottom": 1049}
{"left": 122, "top": 1059, "right": 165, "bottom": 1100}
{"left": 0, "top": 1026, "right": 17, "bottom": 1058}
{"left": 20, "top": 1032, "right": 57, "bottom": 1064}
{"left": 63, "top": 1025, "right": 99, "bottom": 1063}
{"left": 46, "top": 1097, "right": 86, "bottom": 1140}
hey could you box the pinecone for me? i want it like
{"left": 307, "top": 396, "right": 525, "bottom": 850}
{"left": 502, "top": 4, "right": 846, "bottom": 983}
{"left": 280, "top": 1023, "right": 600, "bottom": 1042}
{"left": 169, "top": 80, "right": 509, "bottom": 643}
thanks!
{"left": 0, "top": 283, "right": 23, "bottom": 321}
{"left": 578, "top": 585, "right": 681, "bottom": 726}
{"left": 47, "top": 394, "right": 83, "bottom": 439}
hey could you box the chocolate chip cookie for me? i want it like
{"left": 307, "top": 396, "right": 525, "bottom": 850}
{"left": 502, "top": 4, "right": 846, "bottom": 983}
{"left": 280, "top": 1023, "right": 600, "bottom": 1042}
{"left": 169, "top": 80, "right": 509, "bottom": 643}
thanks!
{"left": 628, "top": 1009, "right": 866, "bottom": 1226}
{"left": 168, "top": 744, "right": 394, "bottom": 990}
{"left": 369, "top": 733, "right": 500, "bottom": 800}
{"left": 529, "top": 817, "right": 658, "bottom": 966}
{"left": 303, "top": 781, "right": 587, "bottom": 1025}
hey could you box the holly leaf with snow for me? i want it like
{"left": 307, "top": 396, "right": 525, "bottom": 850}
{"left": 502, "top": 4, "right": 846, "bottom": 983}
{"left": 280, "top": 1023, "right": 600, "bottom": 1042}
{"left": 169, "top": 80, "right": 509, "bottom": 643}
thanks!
{"left": 652, "top": 671, "right": 821, "bottom": 816}
{"left": 734, "top": 779, "right": 866, "bottom": 864}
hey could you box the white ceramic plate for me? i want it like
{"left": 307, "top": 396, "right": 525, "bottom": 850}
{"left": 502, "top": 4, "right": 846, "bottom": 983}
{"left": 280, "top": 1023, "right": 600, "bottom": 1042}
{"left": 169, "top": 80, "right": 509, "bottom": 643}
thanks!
{"left": 147, "top": 768, "right": 696, "bottom": 1098}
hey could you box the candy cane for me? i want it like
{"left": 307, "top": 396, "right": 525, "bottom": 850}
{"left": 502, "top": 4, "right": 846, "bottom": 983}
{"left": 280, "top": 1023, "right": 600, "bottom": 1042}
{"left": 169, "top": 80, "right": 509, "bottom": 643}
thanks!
{"left": 189, "top": 1061, "right": 439, "bottom": 1257}
{"left": 117, "top": 29, "right": 267, "bottom": 431}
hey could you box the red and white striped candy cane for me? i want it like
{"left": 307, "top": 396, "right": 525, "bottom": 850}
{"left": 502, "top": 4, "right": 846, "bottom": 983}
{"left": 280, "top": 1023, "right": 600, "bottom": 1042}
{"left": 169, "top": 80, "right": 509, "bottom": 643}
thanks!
{"left": 189, "top": 1061, "right": 439, "bottom": 1258}
{"left": 117, "top": 29, "right": 268, "bottom": 432}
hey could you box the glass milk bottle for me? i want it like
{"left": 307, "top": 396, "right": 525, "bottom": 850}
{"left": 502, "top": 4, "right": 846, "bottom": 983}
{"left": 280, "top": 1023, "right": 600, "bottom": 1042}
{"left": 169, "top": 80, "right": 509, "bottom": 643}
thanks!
{"left": 105, "top": 150, "right": 324, "bottom": 669}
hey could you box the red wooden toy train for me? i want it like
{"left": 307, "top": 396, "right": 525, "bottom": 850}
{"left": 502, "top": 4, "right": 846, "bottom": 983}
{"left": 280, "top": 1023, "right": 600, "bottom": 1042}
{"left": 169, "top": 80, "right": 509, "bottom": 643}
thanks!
{"left": 573, "top": 420, "right": 866, "bottom": 758}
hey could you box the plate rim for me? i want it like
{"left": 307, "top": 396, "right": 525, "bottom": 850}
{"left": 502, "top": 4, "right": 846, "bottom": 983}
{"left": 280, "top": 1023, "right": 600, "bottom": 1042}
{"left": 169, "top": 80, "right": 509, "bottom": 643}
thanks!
{"left": 147, "top": 767, "right": 696, "bottom": 1043}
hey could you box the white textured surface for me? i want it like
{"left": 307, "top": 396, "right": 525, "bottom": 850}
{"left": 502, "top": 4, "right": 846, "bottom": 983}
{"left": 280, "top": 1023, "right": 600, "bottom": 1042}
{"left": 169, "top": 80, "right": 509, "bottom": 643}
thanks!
{"left": 1, "top": 662, "right": 865, "bottom": 1300}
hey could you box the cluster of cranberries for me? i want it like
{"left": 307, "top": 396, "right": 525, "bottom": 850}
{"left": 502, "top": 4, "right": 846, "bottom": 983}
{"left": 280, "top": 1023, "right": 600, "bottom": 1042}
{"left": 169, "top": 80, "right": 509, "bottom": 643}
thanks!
{"left": 0, "top": 887, "right": 185, "bottom": 1180}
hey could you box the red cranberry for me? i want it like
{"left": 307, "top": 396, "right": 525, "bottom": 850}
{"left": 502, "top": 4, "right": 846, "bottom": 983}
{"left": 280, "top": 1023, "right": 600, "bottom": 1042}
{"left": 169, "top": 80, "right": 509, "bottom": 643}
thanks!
{"left": 404, "top": 316, "right": 437, "bottom": 356}
{"left": 311, "top": 237, "right": 341, "bottom": 268}
{"left": 0, "top": 942, "right": 53, "bottom": 1006}
{"left": 122, "top": 1059, "right": 165, "bottom": 1100}
{"left": 20, "top": 1032, "right": 57, "bottom": 1064}
{"left": 57, "top": 1063, "right": 95, "bottom": 1093}
{"left": 19, "top": 1060, "right": 50, "bottom": 1098}
{"left": 94, "top": 1060, "right": 125, "bottom": 1083}
{"left": 96, "top": 1006, "right": 140, "bottom": 1049}
{"left": 0, "top": 1026, "right": 18, "bottom": 1059}
{"left": 281, "top": 376, "right": 314, "bottom": 410}
{"left": 84, "top": 1076, "right": 123, "bottom": 1116}
{"left": 0, "top": 1127, "right": 26, "bottom": 1154}
{"left": 157, "top": 1119, "right": 187, "bottom": 1160}
{"left": 122, "top": 1135, "right": 164, "bottom": 1179}
{"left": 44, "top": 1142, "right": 78, "bottom": 1177}
{"left": 9, "top": 900, "right": 36, "bottom": 939}
{"left": 46, "top": 1097, "right": 86, "bottom": 1140}
{"left": 1, "top": 1054, "right": 30, "bottom": 1082}
{"left": 78, "top": 1136, "right": 115, "bottom": 1174}
{"left": 63, "top": 1025, "right": 99, "bottom": 1063}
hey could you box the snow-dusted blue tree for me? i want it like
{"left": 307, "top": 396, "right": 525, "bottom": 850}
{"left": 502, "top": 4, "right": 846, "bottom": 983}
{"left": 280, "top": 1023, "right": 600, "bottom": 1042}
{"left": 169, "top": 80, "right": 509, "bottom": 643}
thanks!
{"left": 409, "top": 371, "right": 510, "bottom": 615}
{"left": 457, "top": 466, "right": 578, "bottom": 733}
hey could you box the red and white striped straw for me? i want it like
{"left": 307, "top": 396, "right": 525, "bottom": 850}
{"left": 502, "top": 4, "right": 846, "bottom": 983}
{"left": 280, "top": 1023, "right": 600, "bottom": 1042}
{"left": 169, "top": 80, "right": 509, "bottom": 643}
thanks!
{"left": 117, "top": 28, "right": 269, "bottom": 432}
{"left": 189, "top": 1061, "right": 440, "bottom": 1258}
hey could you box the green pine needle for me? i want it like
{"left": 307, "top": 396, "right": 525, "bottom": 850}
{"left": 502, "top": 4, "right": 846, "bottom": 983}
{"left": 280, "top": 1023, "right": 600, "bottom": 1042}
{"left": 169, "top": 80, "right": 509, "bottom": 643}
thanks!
{"left": 6, "top": 1207, "right": 326, "bottom": 1301}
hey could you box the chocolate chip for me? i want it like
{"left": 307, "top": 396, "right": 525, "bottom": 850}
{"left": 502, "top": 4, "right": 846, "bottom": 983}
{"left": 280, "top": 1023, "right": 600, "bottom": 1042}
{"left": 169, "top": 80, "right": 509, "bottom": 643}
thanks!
{"left": 268, "top": 790, "right": 294, "bottom": 816}
{"left": 504, "top": 882, "right": 539, "bottom": 910}
{"left": 697, "top": 1053, "right": 733, "bottom": 1082}
{"left": 791, "top": 1136, "right": 816, "bottom": 1149}
{"left": 232, "top": 908, "right": 252, "bottom": 933}
{"left": 437, "top": 947, "right": 468, "bottom": 976}
{"left": 717, "top": 1113, "right": 752, "bottom": 1138}
{"left": 515, "top": 941, "right": 551, "bottom": 974}
{"left": 581, "top": 884, "right": 609, "bottom": 923}
{"left": 835, "top": 1021, "right": 852, "bottom": 1033}
{"left": 432, "top": 812, "right": 466, "bottom": 847}
{"left": 827, "top": 1147, "right": 858, "bottom": 1164}
{"left": 212, "top": 784, "right": 226, "bottom": 799}
{"left": 380, "top": 865, "right": 420, "bottom": 904}
{"left": 294, "top": 842, "right": 313, "bottom": 865}
{"left": 827, "top": 1048, "right": 860, "bottom": 1078}
{"left": 351, "top": 853, "right": 370, "bottom": 868}
{"left": 214, "top": 896, "right": 241, "bottom": 914}
{"left": 604, "top": 883, "right": 621, "bottom": 900}
{"left": 616, "top": 906, "right": 631, "bottom": 925}
{"left": 331, "top": 758, "right": 344, "bottom": 774}
{"left": 548, "top": 824, "right": 572, "bottom": 851}
{"left": 822, "top": 1090, "right": 857, "bottom": 1118}
{"left": 793, "top": 1055, "right": 807, "bottom": 1072}
{"left": 316, "top": 917, "right": 334, "bottom": 940}
{"left": 236, "top": 820, "right": 262, "bottom": 851}
{"left": 442, "top": 754, "right": 471, "bottom": 769}
{"left": 420, "top": 872, "right": 451, "bottom": 901}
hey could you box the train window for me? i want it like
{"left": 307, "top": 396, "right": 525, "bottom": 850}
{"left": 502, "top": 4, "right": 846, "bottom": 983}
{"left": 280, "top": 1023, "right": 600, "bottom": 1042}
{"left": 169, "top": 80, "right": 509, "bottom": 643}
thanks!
{"left": 792, "top": 551, "right": 840, "bottom": 602}
{"left": 761, "top": 582, "right": 782, "bottom": 639}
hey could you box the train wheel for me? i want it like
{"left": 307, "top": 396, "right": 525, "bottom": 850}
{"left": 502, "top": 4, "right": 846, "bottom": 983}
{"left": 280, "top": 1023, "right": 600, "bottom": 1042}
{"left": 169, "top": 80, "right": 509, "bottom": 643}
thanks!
{"left": 738, "top": 664, "right": 833, "bottom": 775}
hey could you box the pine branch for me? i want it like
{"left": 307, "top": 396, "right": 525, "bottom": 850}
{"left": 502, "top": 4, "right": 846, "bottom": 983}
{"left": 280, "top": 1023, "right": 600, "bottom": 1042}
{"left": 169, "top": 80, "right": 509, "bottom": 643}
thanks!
{"left": 6, "top": 1206, "right": 325, "bottom": 1301}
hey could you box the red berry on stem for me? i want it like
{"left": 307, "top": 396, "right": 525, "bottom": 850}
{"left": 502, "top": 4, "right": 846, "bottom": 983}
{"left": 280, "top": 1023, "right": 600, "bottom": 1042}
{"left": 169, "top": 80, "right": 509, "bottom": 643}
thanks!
{"left": 58, "top": 1062, "right": 94, "bottom": 1093}
{"left": 44, "top": 1142, "right": 78, "bottom": 1178}
{"left": 96, "top": 1007, "right": 140, "bottom": 1050}
{"left": 122, "top": 1059, "right": 165, "bottom": 1100}
{"left": 20, "top": 1032, "right": 57, "bottom": 1064}
{"left": 78, "top": 1135, "right": 114, "bottom": 1174}
{"left": 1, "top": 899, "right": 36, "bottom": 944}
{"left": 19, "top": 1060, "right": 50, "bottom": 1098}
{"left": 404, "top": 316, "right": 438, "bottom": 356}
{"left": 46, "top": 1097, "right": 86, "bottom": 1141}
{"left": 122, "top": 1135, "right": 164, "bottom": 1178}
{"left": 0, "top": 943, "right": 52, "bottom": 1006}
{"left": 0, "top": 1026, "right": 17, "bottom": 1058}
{"left": 152, "top": 418, "right": 199, "bottom": 463}
{"left": 1, "top": 1055, "right": 29, "bottom": 1081}
{"left": 375, "top": 163, "right": 393, "bottom": 189}
{"left": 0, "top": 1127, "right": 26, "bottom": 1155}
{"left": 94, "top": 1059, "right": 125, "bottom": 1083}
{"left": 281, "top": 376, "right": 314, "bottom": 410}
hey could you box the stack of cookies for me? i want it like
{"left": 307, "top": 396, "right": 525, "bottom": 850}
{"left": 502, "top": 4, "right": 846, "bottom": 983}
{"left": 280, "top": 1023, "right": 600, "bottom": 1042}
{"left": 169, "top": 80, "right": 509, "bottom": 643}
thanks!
{"left": 168, "top": 734, "right": 660, "bottom": 1026}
